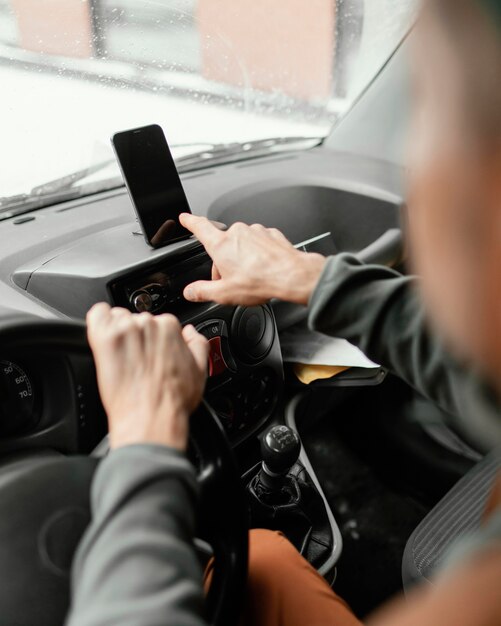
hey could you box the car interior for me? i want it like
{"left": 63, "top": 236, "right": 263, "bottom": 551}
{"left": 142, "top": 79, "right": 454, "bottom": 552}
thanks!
{"left": 0, "top": 1, "right": 496, "bottom": 625}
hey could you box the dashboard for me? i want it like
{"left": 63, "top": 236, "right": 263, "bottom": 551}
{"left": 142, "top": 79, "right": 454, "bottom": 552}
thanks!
{"left": 0, "top": 145, "right": 404, "bottom": 455}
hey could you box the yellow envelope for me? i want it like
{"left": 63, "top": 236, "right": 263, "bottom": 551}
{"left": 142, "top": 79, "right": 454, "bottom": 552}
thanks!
{"left": 293, "top": 363, "right": 350, "bottom": 385}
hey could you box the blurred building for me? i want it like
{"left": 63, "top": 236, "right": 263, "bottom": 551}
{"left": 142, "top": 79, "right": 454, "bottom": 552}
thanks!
{"left": 0, "top": 0, "right": 361, "bottom": 103}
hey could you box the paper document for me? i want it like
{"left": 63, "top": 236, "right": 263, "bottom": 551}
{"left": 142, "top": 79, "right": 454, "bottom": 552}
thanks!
{"left": 280, "top": 327, "right": 379, "bottom": 369}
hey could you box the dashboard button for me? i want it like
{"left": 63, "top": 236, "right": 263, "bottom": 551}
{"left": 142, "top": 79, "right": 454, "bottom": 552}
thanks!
{"left": 208, "top": 336, "right": 227, "bottom": 377}
{"left": 145, "top": 284, "right": 166, "bottom": 309}
{"left": 197, "top": 319, "right": 224, "bottom": 339}
{"left": 131, "top": 290, "right": 153, "bottom": 312}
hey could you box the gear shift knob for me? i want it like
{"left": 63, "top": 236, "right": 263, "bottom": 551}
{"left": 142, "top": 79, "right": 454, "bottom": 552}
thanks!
{"left": 260, "top": 425, "right": 301, "bottom": 476}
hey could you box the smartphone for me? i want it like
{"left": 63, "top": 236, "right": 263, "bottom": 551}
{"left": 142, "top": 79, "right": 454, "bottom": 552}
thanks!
{"left": 111, "top": 124, "right": 192, "bottom": 248}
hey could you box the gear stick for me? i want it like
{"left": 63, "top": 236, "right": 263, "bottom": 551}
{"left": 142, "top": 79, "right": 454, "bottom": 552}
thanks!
{"left": 258, "top": 425, "right": 301, "bottom": 492}
{"left": 247, "top": 424, "right": 334, "bottom": 572}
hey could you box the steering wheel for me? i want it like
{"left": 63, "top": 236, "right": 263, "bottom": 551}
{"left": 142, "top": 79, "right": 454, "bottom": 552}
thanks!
{"left": 0, "top": 317, "right": 248, "bottom": 626}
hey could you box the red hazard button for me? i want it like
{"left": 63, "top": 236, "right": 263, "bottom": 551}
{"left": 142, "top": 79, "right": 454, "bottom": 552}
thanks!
{"left": 208, "top": 336, "right": 227, "bottom": 377}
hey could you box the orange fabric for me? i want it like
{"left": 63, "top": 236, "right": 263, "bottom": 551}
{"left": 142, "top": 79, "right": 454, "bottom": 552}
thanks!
{"left": 483, "top": 471, "right": 501, "bottom": 524}
{"left": 205, "top": 529, "right": 362, "bottom": 626}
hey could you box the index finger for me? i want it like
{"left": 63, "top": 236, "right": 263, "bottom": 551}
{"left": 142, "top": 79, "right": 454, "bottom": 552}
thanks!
{"left": 179, "top": 213, "right": 224, "bottom": 254}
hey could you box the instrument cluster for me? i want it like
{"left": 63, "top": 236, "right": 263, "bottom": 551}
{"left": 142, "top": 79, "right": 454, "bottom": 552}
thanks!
{"left": 0, "top": 359, "right": 39, "bottom": 437}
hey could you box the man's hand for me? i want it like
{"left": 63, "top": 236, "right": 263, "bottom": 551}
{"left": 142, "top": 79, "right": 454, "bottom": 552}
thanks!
{"left": 179, "top": 213, "right": 326, "bottom": 306}
{"left": 87, "top": 303, "right": 208, "bottom": 451}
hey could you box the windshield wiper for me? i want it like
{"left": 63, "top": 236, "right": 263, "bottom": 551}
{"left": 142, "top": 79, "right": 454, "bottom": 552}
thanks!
{"left": 0, "top": 158, "right": 118, "bottom": 219}
{"left": 0, "top": 136, "right": 322, "bottom": 219}
{"left": 29, "top": 158, "right": 117, "bottom": 197}
{"left": 175, "top": 136, "right": 322, "bottom": 171}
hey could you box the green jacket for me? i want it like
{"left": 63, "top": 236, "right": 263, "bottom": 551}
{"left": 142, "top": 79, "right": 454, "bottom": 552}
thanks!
{"left": 309, "top": 254, "right": 501, "bottom": 452}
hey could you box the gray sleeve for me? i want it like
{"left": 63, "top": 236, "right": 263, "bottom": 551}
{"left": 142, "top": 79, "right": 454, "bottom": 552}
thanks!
{"left": 307, "top": 253, "right": 465, "bottom": 417}
{"left": 65, "top": 445, "right": 207, "bottom": 626}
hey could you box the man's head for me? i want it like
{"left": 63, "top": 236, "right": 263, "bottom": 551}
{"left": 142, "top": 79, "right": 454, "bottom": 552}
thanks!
{"left": 409, "top": 0, "right": 501, "bottom": 389}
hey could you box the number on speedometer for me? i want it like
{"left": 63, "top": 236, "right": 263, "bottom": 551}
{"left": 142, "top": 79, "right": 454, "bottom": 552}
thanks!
{"left": 0, "top": 360, "right": 36, "bottom": 436}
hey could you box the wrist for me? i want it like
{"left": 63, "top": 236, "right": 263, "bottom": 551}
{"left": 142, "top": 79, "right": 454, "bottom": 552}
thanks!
{"left": 275, "top": 252, "right": 327, "bottom": 305}
{"left": 108, "top": 404, "right": 189, "bottom": 451}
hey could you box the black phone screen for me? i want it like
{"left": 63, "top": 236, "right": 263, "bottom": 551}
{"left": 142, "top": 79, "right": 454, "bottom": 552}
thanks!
{"left": 112, "top": 124, "right": 192, "bottom": 248}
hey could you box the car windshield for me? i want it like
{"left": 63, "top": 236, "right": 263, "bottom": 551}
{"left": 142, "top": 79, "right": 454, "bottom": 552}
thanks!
{"left": 0, "top": 0, "right": 417, "bottom": 204}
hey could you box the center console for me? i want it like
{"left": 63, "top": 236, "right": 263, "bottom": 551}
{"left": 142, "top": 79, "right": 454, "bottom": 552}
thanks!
{"left": 109, "top": 245, "right": 284, "bottom": 445}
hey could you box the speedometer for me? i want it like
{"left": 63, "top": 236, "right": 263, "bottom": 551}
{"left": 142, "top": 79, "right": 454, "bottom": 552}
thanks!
{"left": 0, "top": 360, "right": 36, "bottom": 436}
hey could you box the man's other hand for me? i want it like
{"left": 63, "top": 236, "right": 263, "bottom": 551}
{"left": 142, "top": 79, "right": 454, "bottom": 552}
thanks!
{"left": 87, "top": 304, "right": 209, "bottom": 451}
{"left": 179, "top": 213, "right": 326, "bottom": 306}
